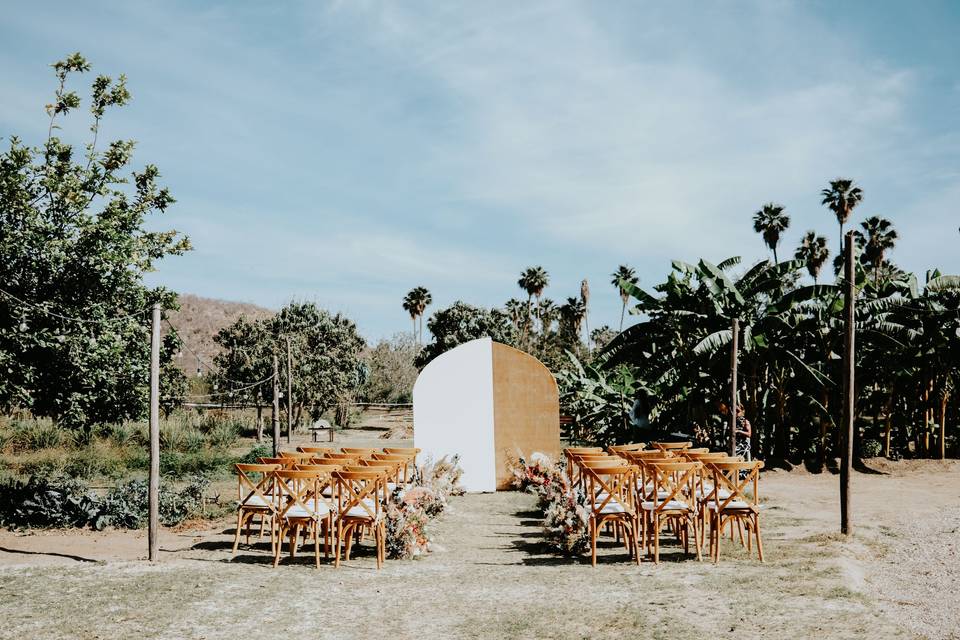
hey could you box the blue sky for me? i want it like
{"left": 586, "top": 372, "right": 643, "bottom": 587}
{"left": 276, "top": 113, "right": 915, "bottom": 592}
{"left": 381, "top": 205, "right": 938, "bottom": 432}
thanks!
{"left": 3, "top": 1, "right": 958, "bottom": 341}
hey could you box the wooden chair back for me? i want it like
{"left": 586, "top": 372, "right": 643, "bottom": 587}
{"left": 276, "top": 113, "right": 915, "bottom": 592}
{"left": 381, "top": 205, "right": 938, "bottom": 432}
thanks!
{"left": 340, "top": 447, "right": 378, "bottom": 456}
{"left": 234, "top": 463, "right": 281, "bottom": 508}
{"left": 332, "top": 470, "right": 386, "bottom": 523}
{"left": 297, "top": 446, "right": 335, "bottom": 455}
{"left": 371, "top": 453, "right": 411, "bottom": 483}
{"left": 323, "top": 452, "right": 363, "bottom": 463}
{"left": 646, "top": 461, "right": 701, "bottom": 513}
{"left": 583, "top": 464, "right": 639, "bottom": 517}
{"left": 257, "top": 456, "right": 296, "bottom": 468}
{"left": 608, "top": 443, "right": 645, "bottom": 457}
{"left": 652, "top": 441, "right": 693, "bottom": 452}
{"left": 707, "top": 461, "right": 763, "bottom": 510}
{"left": 274, "top": 469, "right": 329, "bottom": 520}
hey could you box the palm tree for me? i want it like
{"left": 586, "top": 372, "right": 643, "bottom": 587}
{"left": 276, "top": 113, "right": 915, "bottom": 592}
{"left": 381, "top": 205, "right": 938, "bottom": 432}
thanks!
{"left": 820, "top": 178, "right": 864, "bottom": 255}
{"left": 538, "top": 298, "right": 558, "bottom": 335}
{"left": 504, "top": 298, "right": 526, "bottom": 332}
{"left": 860, "top": 216, "right": 898, "bottom": 286}
{"left": 518, "top": 266, "right": 549, "bottom": 341}
{"left": 559, "top": 296, "right": 586, "bottom": 339}
{"left": 752, "top": 203, "right": 791, "bottom": 264}
{"left": 611, "top": 265, "right": 638, "bottom": 330}
{"left": 402, "top": 286, "right": 432, "bottom": 344}
{"left": 412, "top": 286, "right": 432, "bottom": 344}
{"left": 580, "top": 279, "right": 591, "bottom": 347}
{"left": 795, "top": 231, "right": 830, "bottom": 284}
{"left": 402, "top": 290, "right": 418, "bottom": 341}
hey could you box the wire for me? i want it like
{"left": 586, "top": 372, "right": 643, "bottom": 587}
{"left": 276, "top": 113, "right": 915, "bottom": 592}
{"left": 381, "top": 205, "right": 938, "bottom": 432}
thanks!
{"left": 0, "top": 286, "right": 153, "bottom": 325}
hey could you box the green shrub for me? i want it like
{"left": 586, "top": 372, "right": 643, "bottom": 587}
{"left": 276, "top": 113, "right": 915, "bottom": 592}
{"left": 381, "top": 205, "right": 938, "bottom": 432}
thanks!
{"left": 16, "top": 420, "right": 66, "bottom": 451}
{"left": 182, "top": 430, "right": 207, "bottom": 453}
{"left": 0, "top": 475, "right": 210, "bottom": 530}
{"left": 207, "top": 422, "right": 239, "bottom": 448}
{"left": 18, "top": 452, "right": 69, "bottom": 478}
{"left": 238, "top": 443, "right": 273, "bottom": 464}
{"left": 861, "top": 439, "right": 882, "bottom": 458}
{"left": 159, "top": 421, "right": 187, "bottom": 451}
{"left": 100, "top": 423, "right": 137, "bottom": 448}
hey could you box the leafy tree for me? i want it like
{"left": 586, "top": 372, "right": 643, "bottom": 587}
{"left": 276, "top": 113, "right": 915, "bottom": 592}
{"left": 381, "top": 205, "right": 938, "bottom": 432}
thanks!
{"left": 752, "top": 203, "right": 790, "bottom": 264}
{"left": 611, "top": 265, "right": 638, "bottom": 330}
{"left": 159, "top": 331, "right": 187, "bottom": 419}
{"left": 214, "top": 303, "right": 365, "bottom": 430}
{"left": 0, "top": 53, "right": 189, "bottom": 429}
{"left": 416, "top": 301, "right": 517, "bottom": 368}
{"left": 361, "top": 333, "right": 419, "bottom": 404}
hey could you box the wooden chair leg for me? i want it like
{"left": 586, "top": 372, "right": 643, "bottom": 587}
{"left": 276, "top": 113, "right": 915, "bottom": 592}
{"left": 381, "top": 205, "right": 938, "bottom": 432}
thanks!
{"left": 590, "top": 518, "right": 598, "bottom": 567}
{"left": 273, "top": 523, "right": 286, "bottom": 567}
{"left": 334, "top": 520, "right": 343, "bottom": 568}
{"left": 755, "top": 515, "right": 764, "bottom": 562}
{"left": 632, "top": 518, "right": 641, "bottom": 565}
{"left": 314, "top": 521, "right": 321, "bottom": 569}
{"left": 653, "top": 514, "right": 660, "bottom": 564}
{"left": 345, "top": 524, "right": 355, "bottom": 561}
{"left": 231, "top": 511, "right": 244, "bottom": 557}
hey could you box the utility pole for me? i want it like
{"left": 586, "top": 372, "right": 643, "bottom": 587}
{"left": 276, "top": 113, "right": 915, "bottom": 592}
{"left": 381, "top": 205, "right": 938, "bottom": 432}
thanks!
{"left": 272, "top": 354, "right": 280, "bottom": 457}
{"left": 285, "top": 336, "right": 293, "bottom": 444}
{"left": 148, "top": 304, "right": 161, "bottom": 562}
{"left": 729, "top": 317, "right": 739, "bottom": 457}
{"left": 841, "top": 231, "right": 856, "bottom": 536}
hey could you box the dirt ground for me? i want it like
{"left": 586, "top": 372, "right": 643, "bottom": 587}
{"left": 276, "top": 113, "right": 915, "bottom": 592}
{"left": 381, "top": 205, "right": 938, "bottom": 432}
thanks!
{"left": 0, "top": 436, "right": 958, "bottom": 640}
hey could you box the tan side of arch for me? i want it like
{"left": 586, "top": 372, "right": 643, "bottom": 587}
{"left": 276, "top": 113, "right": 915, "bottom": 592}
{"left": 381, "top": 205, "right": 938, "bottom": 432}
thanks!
{"left": 491, "top": 342, "right": 561, "bottom": 489}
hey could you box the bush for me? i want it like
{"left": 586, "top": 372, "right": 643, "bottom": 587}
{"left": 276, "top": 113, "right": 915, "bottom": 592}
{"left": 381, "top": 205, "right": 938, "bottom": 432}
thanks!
{"left": 0, "top": 475, "right": 210, "bottom": 530}
{"left": 207, "top": 421, "right": 239, "bottom": 448}
{"left": 17, "top": 420, "right": 66, "bottom": 451}
{"left": 238, "top": 443, "right": 273, "bottom": 464}
{"left": 861, "top": 439, "right": 882, "bottom": 458}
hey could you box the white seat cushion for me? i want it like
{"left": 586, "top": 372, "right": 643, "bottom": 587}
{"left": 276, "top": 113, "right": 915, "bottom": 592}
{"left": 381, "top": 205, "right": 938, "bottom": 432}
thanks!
{"left": 641, "top": 500, "right": 690, "bottom": 511}
{"left": 238, "top": 494, "right": 275, "bottom": 508}
{"left": 696, "top": 488, "right": 732, "bottom": 500}
{"left": 706, "top": 500, "right": 751, "bottom": 511}
{"left": 593, "top": 501, "right": 630, "bottom": 515}
{"left": 284, "top": 498, "right": 331, "bottom": 518}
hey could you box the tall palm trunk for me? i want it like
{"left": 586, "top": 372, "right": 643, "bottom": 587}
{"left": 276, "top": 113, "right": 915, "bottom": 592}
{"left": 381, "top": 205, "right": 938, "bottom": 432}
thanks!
{"left": 619, "top": 299, "right": 627, "bottom": 331}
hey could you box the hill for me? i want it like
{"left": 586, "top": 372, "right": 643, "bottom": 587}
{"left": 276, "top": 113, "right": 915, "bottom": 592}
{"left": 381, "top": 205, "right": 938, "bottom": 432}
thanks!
{"left": 167, "top": 294, "right": 274, "bottom": 376}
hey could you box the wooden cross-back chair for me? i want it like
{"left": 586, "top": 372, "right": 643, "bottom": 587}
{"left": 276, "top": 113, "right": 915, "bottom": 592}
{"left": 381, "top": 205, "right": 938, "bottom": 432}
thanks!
{"left": 297, "top": 446, "right": 335, "bottom": 456}
{"left": 706, "top": 460, "right": 764, "bottom": 563}
{"left": 279, "top": 451, "right": 315, "bottom": 465}
{"left": 295, "top": 462, "right": 343, "bottom": 497}
{"left": 652, "top": 441, "right": 693, "bottom": 452}
{"left": 625, "top": 452, "right": 674, "bottom": 501}
{"left": 323, "top": 452, "right": 363, "bottom": 463}
{"left": 563, "top": 447, "right": 603, "bottom": 485}
{"left": 371, "top": 453, "right": 412, "bottom": 485}
{"left": 582, "top": 464, "right": 641, "bottom": 566}
{"left": 231, "top": 463, "right": 281, "bottom": 558}
{"left": 641, "top": 461, "right": 703, "bottom": 563}
{"left": 340, "top": 447, "right": 378, "bottom": 457}
{"left": 257, "top": 456, "right": 296, "bottom": 468}
{"left": 332, "top": 470, "right": 387, "bottom": 569}
{"left": 382, "top": 447, "right": 420, "bottom": 463}
{"left": 272, "top": 469, "right": 335, "bottom": 568}
{"left": 569, "top": 452, "right": 614, "bottom": 491}
{"left": 608, "top": 443, "right": 646, "bottom": 458}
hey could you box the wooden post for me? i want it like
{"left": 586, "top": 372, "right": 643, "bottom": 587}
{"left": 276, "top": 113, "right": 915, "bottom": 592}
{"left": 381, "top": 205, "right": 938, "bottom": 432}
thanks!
{"left": 148, "top": 304, "right": 161, "bottom": 562}
{"left": 840, "top": 231, "right": 856, "bottom": 536}
{"left": 285, "top": 336, "right": 293, "bottom": 444}
{"left": 730, "top": 317, "right": 739, "bottom": 457}
{"left": 272, "top": 354, "right": 280, "bottom": 457}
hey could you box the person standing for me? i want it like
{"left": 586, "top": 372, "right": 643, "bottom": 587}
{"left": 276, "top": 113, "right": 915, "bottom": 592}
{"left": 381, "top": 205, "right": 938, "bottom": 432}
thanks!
{"left": 735, "top": 406, "right": 752, "bottom": 461}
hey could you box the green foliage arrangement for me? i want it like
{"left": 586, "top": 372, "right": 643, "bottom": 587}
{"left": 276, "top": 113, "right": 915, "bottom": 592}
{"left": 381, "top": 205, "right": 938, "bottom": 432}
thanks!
{"left": 415, "top": 301, "right": 518, "bottom": 368}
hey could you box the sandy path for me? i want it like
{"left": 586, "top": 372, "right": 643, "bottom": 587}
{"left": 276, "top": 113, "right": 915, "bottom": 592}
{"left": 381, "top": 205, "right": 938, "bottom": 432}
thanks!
{"left": 0, "top": 462, "right": 957, "bottom": 639}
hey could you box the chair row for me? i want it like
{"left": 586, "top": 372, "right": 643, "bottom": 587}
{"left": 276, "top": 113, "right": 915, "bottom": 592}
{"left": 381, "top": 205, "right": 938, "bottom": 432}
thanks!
{"left": 232, "top": 447, "right": 420, "bottom": 569}
{"left": 564, "top": 443, "right": 763, "bottom": 565}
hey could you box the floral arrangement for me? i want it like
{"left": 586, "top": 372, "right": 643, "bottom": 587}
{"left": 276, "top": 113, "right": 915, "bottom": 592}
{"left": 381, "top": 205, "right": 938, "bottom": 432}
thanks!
{"left": 506, "top": 451, "right": 566, "bottom": 510}
{"left": 385, "top": 499, "right": 432, "bottom": 559}
{"left": 384, "top": 454, "right": 465, "bottom": 560}
{"left": 542, "top": 483, "right": 590, "bottom": 555}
